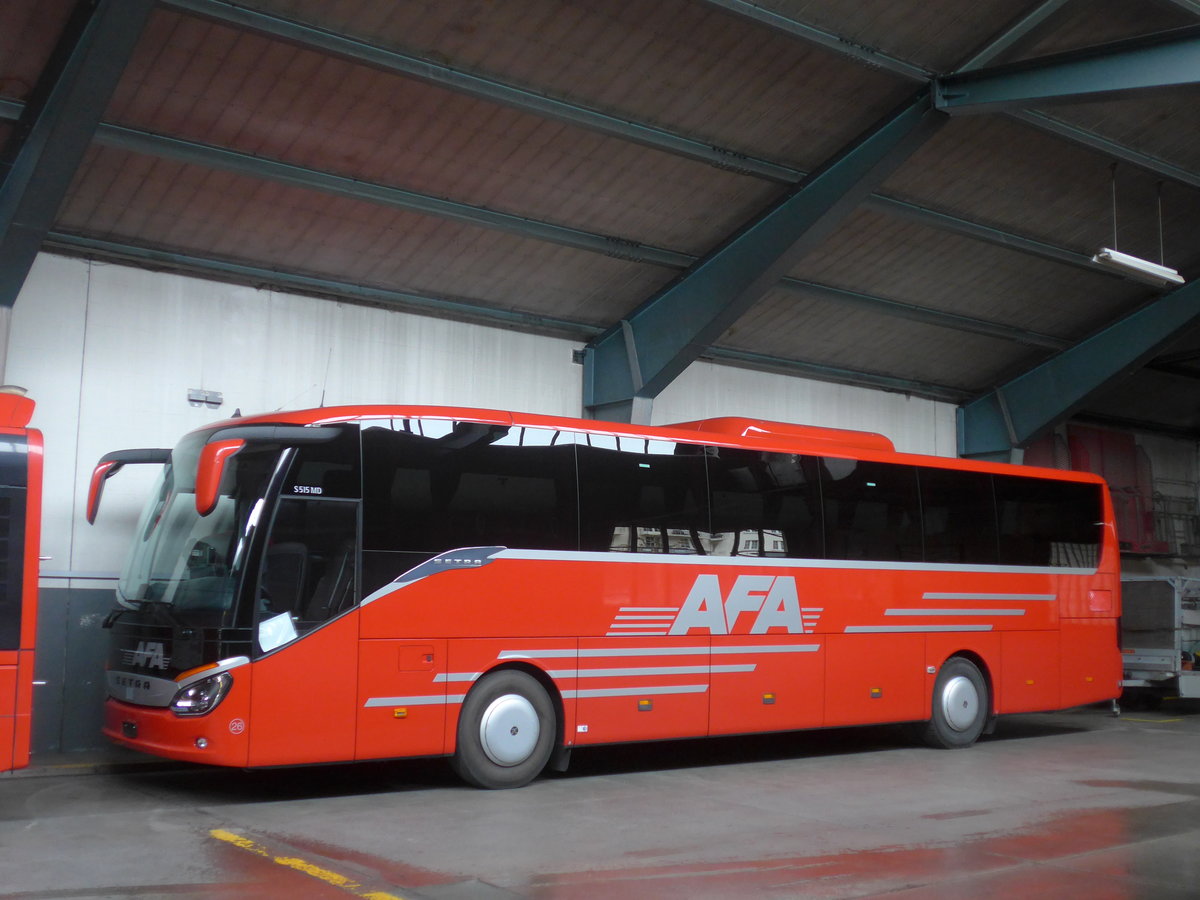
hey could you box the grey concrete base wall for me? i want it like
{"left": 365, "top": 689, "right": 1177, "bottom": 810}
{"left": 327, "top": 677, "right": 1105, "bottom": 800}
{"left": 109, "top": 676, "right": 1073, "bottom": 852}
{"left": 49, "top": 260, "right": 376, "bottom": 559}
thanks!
{"left": 33, "top": 586, "right": 117, "bottom": 754}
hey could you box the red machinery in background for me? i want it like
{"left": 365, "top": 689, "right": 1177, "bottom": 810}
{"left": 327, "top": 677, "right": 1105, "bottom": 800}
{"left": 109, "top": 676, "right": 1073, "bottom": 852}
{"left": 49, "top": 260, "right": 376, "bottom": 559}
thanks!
{"left": 0, "top": 389, "right": 42, "bottom": 772}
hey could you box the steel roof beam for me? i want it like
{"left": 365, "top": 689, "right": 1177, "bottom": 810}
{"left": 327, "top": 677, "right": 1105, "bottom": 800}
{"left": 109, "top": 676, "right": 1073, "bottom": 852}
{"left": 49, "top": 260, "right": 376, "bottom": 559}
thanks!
{"left": 583, "top": 91, "right": 947, "bottom": 422}
{"left": 157, "top": 2, "right": 1150, "bottom": 267}
{"left": 0, "top": 0, "right": 155, "bottom": 307}
{"left": 776, "top": 278, "right": 1069, "bottom": 350}
{"left": 2, "top": 95, "right": 1110, "bottom": 276}
{"left": 935, "top": 25, "right": 1200, "bottom": 114}
{"left": 0, "top": 98, "right": 1077, "bottom": 353}
{"left": 162, "top": 0, "right": 800, "bottom": 183}
{"left": 93, "top": 121, "right": 695, "bottom": 269}
{"left": 43, "top": 232, "right": 602, "bottom": 339}
{"left": 117, "top": 4, "right": 1160, "bottom": 274}
{"left": 695, "top": 0, "right": 932, "bottom": 80}
{"left": 954, "top": 0, "right": 1073, "bottom": 72}
{"left": 861, "top": 194, "right": 1099, "bottom": 273}
{"left": 0, "top": 94, "right": 1118, "bottom": 355}
{"left": 1009, "top": 109, "right": 1200, "bottom": 190}
{"left": 958, "top": 276, "right": 1200, "bottom": 458}
{"left": 705, "top": 346, "right": 969, "bottom": 403}
{"left": 700, "top": 0, "right": 1200, "bottom": 189}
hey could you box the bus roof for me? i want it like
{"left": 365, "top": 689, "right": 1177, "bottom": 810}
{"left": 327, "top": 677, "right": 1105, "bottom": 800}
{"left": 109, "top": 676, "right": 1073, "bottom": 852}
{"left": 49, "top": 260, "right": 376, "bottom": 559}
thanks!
{"left": 191, "top": 404, "right": 1106, "bottom": 484}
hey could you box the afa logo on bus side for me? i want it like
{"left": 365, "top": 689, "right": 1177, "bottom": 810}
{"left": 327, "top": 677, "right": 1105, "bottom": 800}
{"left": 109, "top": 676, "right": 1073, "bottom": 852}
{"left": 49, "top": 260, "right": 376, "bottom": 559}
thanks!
{"left": 669, "top": 574, "right": 810, "bottom": 635}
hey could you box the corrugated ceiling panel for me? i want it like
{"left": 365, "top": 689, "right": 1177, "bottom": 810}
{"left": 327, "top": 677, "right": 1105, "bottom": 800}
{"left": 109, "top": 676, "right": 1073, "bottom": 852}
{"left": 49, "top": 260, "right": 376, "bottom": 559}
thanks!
{"left": 1038, "top": 92, "right": 1200, "bottom": 175}
{"left": 789, "top": 207, "right": 1142, "bottom": 340}
{"left": 106, "top": 9, "right": 780, "bottom": 256}
{"left": 728, "top": 0, "right": 1028, "bottom": 72}
{"left": 58, "top": 145, "right": 674, "bottom": 326}
{"left": 721, "top": 285, "right": 1044, "bottom": 391}
{"left": 235, "top": 0, "right": 914, "bottom": 169}
{"left": 0, "top": 0, "right": 73, "bottom": 103}
{"left": 1016, "top": 0, "right": 1195, "bottom": 58}
{"left": 882, "top": 116, "right": 1200, "bottom": 275}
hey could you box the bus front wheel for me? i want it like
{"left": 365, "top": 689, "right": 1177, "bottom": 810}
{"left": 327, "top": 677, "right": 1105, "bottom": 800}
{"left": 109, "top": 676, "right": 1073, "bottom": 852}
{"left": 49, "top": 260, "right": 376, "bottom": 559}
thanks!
{"left": 921, "top": 657, "right": 988, "bottom": 749}
{"left": 453, "top": 669, "right": 556, "bottom": 789}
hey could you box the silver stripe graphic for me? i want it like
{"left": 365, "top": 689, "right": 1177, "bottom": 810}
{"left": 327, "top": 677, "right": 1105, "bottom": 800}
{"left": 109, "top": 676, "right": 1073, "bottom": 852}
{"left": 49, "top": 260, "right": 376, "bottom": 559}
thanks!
{"left": 432, "top": 672, "right": 482, "bottom": 683}
{"left": 361, "top": 546, "right": 504, "bottom": 604}
{"left": 922, "top": 592, "right": 1056, "bottom": 602}
{"left": 499, "top": 645, "right": 818, "bottom": 659}
{"left": 619, "top": 607, "right": 679, "bottom": 613}
{"left": 606, "top": 630, "right": 669, "bottom": 636}
{"left": 499, "top": 548, "right": 1096, "bottom": 576}
{"left": 885, "top": 608, "right": 1025, "bottom": 616}
{"left": 364, "top": 694, "right": 466, "bottom": 707}
{"left": 711, "top": 644, "right": 819, "bottom": 654}
{"left": 546, "top": 664, "right": 754, "bottom": 678}
{"left": 614, "top": 615, "right": 676, "bottom": 621}
{"left": 562, "top": 684, "right": 709, "bottom": 699}
{"left": 845, "top": 625, "right": 993, "bottom": 633}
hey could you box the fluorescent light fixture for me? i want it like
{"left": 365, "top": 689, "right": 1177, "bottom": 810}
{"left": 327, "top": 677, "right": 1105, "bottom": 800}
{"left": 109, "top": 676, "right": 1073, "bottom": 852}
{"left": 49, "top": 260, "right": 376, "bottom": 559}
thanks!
{"left": 1091, "top": 247, "right": 1185, "bottom": 287}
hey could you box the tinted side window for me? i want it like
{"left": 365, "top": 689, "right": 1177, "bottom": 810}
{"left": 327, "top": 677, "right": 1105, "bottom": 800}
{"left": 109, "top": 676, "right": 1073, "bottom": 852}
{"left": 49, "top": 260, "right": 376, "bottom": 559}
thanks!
{"left": 707, "top": 449, "right": 823, "bottom": 558}
{"left": 822, "top": 458, "right": 921, "bottom": 562}
{"left": 0, "top": 487, "right": 25, "bottom": 650}
{"left": 0, "top": 437, "right": 28, "bottom": 651}
{"left": 919, "top": 467, "right": 998, "bottom": 564}
{"left": 362, "top": 422, "right": 578, "bottom": 554}
{"left": 993, "top": 474, "right": 1101, "bottom": 567}
{"left": 575, "top": 434, "right": 709, "bottom": 553}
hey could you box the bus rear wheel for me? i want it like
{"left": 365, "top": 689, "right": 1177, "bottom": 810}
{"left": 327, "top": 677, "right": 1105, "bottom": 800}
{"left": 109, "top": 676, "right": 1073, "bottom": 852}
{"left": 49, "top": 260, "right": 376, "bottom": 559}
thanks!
{"left": 453, "top": 670, "right": 556, "bottom": 789}
{"left": 921, "top": 657, "right": 988, "bottom": 749}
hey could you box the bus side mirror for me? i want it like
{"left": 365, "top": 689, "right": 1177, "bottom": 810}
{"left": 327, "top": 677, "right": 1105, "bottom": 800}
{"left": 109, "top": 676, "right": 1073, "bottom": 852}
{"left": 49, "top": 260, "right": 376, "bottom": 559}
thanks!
{"left": 86, "top": 448, "right": 171, "bottom": 524}
{"left": 196, "top": 439, "right": 245, "bottom": 517}
{"left": 86, "top": 460, "right": 123, "bottom": 525}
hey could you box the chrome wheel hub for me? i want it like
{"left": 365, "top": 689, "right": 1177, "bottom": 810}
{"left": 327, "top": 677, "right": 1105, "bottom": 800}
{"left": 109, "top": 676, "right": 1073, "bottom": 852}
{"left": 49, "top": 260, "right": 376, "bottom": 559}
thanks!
{"left": 941, "top": 675, "right": 980, "bottom": 732}
{"left": 479, "top": 693, "right": 539, "bottom": 766}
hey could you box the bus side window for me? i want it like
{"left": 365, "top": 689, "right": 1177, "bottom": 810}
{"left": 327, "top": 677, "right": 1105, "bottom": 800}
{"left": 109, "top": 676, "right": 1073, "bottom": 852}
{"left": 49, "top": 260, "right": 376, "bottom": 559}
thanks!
{"left": 261, "top": 497, "right": 358, "bottom": 637}
{"left": 706, "top": 450, "right": 822, "bottom": 559}
{"left": 361, "top": 423, "right": 578, "bottom": 588}
{"left": 993, "top": 475, "right": 1101, "bottom": 567}
{"left": 822, "top": 458, "right": 921, "bottom": 562}
{"left": 575, "top": 435, "right": 709, "bottom": 553}
{"left": 919, "top": 468, "right": 998, "bottom": 564}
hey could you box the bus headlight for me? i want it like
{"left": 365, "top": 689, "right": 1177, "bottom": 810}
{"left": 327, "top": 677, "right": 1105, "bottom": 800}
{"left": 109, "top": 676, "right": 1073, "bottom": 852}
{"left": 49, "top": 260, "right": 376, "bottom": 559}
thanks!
{"left": 170, "top": 672, "right": 232, "bottom": 716}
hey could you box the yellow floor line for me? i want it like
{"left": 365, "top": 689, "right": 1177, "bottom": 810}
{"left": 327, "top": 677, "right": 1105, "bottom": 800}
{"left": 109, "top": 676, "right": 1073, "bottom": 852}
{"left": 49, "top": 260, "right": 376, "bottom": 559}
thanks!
{"left": 210, "top": 828, "right": 406, "bottom": 900}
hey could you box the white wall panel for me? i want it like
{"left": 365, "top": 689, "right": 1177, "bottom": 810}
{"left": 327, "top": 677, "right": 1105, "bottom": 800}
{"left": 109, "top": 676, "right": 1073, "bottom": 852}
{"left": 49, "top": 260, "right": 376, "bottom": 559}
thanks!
{"left": 9, "top": 254, "right": 581, "bottom": 577}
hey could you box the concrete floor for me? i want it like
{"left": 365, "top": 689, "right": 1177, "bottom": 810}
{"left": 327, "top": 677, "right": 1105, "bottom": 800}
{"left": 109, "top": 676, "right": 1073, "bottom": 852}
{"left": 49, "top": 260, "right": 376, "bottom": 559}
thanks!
{"left": 2, "top": 702, "right": 1199, "bottom": 899}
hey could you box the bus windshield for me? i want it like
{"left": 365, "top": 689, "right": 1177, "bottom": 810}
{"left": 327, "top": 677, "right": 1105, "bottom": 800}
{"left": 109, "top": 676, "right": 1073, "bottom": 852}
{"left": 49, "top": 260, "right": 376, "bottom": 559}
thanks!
{"left": 116, "top": 431, "right": 281, "bottom": 619}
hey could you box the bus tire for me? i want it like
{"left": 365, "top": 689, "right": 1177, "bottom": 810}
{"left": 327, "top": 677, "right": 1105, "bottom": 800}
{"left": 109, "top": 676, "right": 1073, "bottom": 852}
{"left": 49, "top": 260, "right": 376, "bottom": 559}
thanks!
{"left": 921, "top": 657, "right": 988, "bottom": 749}
{"left": 452, "top": 669, "right": 556, "bottom": 789}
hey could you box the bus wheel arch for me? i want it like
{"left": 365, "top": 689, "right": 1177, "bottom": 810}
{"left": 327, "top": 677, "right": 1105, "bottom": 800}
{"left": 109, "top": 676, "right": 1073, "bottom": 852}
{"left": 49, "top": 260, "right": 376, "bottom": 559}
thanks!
{"left": 452, "top": 666, "right": 559, "bottom": 789}
{"left": 921, "top": 654, "right": 991, "bottom": 749}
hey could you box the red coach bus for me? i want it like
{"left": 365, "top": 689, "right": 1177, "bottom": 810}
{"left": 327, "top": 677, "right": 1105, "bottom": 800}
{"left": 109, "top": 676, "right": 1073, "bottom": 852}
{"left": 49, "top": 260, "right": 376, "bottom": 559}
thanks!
{"left": 89, "top": 405, "right": 1120, "bottom": 788}
{"left": 0, "top": 390, "right": 42, "bottom": 773}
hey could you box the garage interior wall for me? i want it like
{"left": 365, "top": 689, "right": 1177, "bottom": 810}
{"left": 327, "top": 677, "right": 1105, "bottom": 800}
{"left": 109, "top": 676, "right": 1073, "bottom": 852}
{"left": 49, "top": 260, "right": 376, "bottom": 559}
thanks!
{"left": 5, "top": 251, "right": 956, "bottom": 752}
